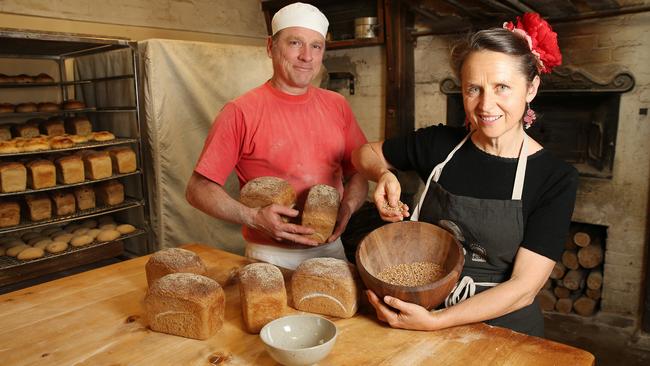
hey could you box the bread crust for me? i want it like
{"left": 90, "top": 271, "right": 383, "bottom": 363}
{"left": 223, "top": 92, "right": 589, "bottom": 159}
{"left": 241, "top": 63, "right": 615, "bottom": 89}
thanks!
{"left": 239, "top": 176, "right": 296, "bottom": 208}
{"left": 145, "top": 247, "right": 208, "bottom": 286}
{"left": 239, "top": 263, "right": 287, "bottom": 333}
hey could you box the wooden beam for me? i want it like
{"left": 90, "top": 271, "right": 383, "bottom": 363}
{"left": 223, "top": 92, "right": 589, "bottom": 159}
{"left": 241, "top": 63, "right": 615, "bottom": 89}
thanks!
{"left": 498, "top": 0, "right": 535, "bottom": 13}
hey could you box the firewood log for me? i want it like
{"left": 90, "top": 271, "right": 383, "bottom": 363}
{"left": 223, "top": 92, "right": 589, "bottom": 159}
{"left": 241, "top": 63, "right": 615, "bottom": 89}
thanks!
{"left": 555, "top": 297, "right": 574, "bottom": 314}
{"left": 573, "top": 296, "right": 597, "bottom": 316}
{"left": 537, "top": 289, "right": 557, "bottom": 312}
{"left": 554, "top": 285, "right": 571, "bottom": 299}
{"left": 561, "top": 250, "right": 579, "bottom": 270}
{"left": 586, "top": 288, "right": 601, "bottom": 300}
{"left": 563, "top": 269, "right": 586, "bottom": 291}
{"left": 550, "top": 261, "right": 566, "bottom": 280}
{"left": 586, "top": 270, "right": 603, "bottom": 290}
{"left": 573, "top": 231, "right": 591, "bottom": 247}
{"left": 578, "top": 244, "right": 603, "bottom": 269}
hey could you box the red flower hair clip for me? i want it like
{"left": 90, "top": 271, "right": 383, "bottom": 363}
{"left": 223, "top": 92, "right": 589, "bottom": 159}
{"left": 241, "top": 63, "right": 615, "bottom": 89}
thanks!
{"left": 504, "top": 13, "right": 562, "bottom": 74}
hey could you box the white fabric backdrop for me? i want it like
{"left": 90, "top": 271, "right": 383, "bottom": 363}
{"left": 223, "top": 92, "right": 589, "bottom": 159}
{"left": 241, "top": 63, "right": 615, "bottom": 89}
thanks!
{"left": 139, "top": 39, "right": 272, "bottom": 254}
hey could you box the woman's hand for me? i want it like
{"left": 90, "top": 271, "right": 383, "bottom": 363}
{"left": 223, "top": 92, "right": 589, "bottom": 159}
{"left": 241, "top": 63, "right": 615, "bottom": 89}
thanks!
{"left": 366, "top": 290, "right": 438, "bottom": 331}
{"left": 373, "top": 171, "right": 409, "bottom": 222}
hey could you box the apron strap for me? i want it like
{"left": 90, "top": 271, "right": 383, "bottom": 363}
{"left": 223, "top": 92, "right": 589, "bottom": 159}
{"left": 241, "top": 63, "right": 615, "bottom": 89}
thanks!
{"left": 444, "top": 275, "right": 499, "bottom": 307}
{"left": 411, "top": 133, "right": 472, "bottom": 221}
{"left": 511, "top": 136, "right": 528, "bottom": 200}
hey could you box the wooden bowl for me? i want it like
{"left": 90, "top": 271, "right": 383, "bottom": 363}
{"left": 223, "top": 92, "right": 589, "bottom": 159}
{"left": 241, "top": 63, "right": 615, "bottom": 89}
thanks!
{"left": 355, "top": 221, "right": 464, "bottom": 310}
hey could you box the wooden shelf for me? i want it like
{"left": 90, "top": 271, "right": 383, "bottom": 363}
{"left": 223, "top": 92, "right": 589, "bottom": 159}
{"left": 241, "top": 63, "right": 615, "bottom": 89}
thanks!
{"left": 327, "top": 36, "right": 384, "bottom": 50}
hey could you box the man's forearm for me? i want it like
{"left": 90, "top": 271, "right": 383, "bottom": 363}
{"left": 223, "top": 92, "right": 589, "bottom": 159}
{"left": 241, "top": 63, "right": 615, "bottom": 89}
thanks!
{"left": 341, "top": 173, "right": 369, "bottom": 213}
{"left": 185, "top": 172, "right": 256, "bottom": 227}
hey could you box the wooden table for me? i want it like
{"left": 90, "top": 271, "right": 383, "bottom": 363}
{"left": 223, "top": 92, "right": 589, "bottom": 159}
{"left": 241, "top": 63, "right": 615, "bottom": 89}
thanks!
{"left": 0, "top": 243, "right": 595, "bottom": 365}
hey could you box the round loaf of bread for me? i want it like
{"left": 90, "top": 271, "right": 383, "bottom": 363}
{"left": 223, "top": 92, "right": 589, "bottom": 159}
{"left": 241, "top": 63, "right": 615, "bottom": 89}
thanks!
{"left": 34, "top": 73, "right": 54, "bottom": 83}
{"left": 90, "top": 131, "right": 115, "bottom": 141}
{"left": 86, "top": 228, "right": 101, "bottom": 239}
{"left": 21, "top": 138, "right": 49, "bottom": 152}
{"left": 70, "top": 235, "right": 93, "bottom": 247}
{"left": 239, "top": 176, "right": 296, "bottom": 209}
{"left": 33, "top": 239, "right": 53, "bottom": 249}
{"left": 27, "top": 236, "right": 49, "bottom": 246}
{"left": 6, "top": 244, "right": 31, "bottom": 257}
{"left": 116, "top": 224, "right": 136, "bottom": 234}
{"left": 14, "top": 74, "right": 34, "bottom": 83}
{"left": 62, "top": 100, "right": 85, "bottom": 110}
{"left": 15, "top": 103, "right": 37, "bottom": 113}
{"left": 72, "top": 227, "right": 89, "bottom": 236}
{"left": 0, "top": 141, "right": 20, "bottom": 153}
{"left": 2, "top": 239, "right": 26, "bottom": 249}
{"left": 46, "top": 241, "right": 68, "bottom": 253}
{"left": 96, "top": 229, "right": 120, "bottom": 242}
{"left": 17, "top": 247, "right": 44, "bottom": 260}
{"left": 37, "top": 102, "right": 60, "bottom": 112}
{"left": 49, "top": 135, "right": 74, "bottom": 149}
{"left": 0, "top": 74, "right": 15, "bottom": 83}
{"left": 67, "top": 134, "right": 88, "bottom": 144}
{"left": 52, "top": 233, "right": 74, "bottom": 244}
{"left": 145, "top": 248, "right": 208, "bottom": 287}
{"left": 0, "top": 103, "right": 14, "bottom": 113}
{"left": 99, "top": 223, "right": 117, "bottom": 231}
{"left": 64, "top": 223, "right": 81, "bottom": 233}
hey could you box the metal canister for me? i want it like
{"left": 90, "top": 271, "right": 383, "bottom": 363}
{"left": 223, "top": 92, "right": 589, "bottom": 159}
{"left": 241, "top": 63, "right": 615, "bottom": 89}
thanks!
{"left": 354, "top": 17, "right": 378, "bottom": 39}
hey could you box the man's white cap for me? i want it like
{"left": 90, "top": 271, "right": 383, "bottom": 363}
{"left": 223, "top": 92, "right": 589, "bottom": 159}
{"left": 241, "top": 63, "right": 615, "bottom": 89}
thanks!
{"left": 271, "top": 2, "right": 329, "bottom": 39}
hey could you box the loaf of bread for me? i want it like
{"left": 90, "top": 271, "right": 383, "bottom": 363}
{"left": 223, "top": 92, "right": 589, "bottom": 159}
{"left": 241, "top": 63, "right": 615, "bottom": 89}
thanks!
{"left": 35, "top": 73, "right": 54, "bottom": 83}
{"left": 73, "top": 186, "right": 96, "bottom": 210}
{"left": 301, "top": 184, "right": 340, "bottom": 243}
{"left": 21, "top": 137, "right": 50, "bottom": 152}
{"left": 41, "top": 118, "right": 66, "bottom": 136}
{"left": 0, "top": 162, "right": 27, "bottom": 193}
{"left": 0, "top": 124, "right": 11, "bottom": 141}
{"left": 50, "top": 191, "right": 76, "bottom": 216}
{"left": 62, "top": 100, "right": 85, "bottom": 110}
{"left": 55, "top": 155, "right": 84, "bottom": 184}
{"left": 65, "top": 116, "right": 92, "bottom": 136}
{"left": 82, "top": 151, "right": 112, "bottom": 179}
{"left": 95, "top": 180, "right": 124, "bottom": 206}
{"left": 239, "top": 263, "right": 287, "bottom": 333}
{"left": 145, "top": 247, "right": 208, "bottom": 286}
{"left": 26, "top": 160, "right": 56, "bottom": 189}
{"left": 145, "top": 273, "right": 225, "bottom": 340}
{"left": 239, "top": 177, "right": 296, "bottom": 209}
{"left": 108, "top": 147, "right": 137, "bottom": 173}
{"left": 49, "top": 135, "right": 74, "bottom": 149}
{"left": 25, "top": 194, "right": 52, "bottom": 221}
{"left": 37, "top": 102, "right": 60, "bottom": 113}
{"left": 13, "top": 122, "right": 39, "bottom": 138}
{"left": 15, "top": 102, "right": 38, "bottom": 113}
{"left": 0, "top": 200, "right": 20, "bottom": 227}
{"left": 291, "top": 257, "right": 358, "bottom": 318}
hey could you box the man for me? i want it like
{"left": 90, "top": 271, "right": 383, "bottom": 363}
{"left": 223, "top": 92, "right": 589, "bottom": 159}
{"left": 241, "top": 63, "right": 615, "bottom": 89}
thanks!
{"left": 185, "top": 2, "right": 368, "bottom": 269}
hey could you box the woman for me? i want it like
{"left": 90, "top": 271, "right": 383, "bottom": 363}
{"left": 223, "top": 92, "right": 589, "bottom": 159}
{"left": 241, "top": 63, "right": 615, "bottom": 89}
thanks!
{"left": 351, "top": 13, "right": 577, "bottom": 337}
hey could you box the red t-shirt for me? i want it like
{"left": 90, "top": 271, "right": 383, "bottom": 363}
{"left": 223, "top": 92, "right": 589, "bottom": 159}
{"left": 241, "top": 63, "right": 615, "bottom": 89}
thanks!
{"left": 195, "top": 81, "right": 367, "bottom": 244}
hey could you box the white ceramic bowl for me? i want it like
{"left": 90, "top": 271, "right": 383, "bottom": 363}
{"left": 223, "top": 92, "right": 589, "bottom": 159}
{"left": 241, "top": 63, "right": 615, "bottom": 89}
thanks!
{"left": 260, "top": 314, "right": 338, "bottom": 366}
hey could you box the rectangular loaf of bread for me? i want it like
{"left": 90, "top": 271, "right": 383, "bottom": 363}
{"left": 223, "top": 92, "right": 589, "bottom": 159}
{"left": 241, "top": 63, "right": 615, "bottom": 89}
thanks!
{"left": 13, "top": 123, "right": 39, "bottom": 138}
{"left": 0, "top": 200, "right": 20, "bottom": 227}
{"left": 50, "top": 191, "right": 76, "bottom": 216}
{"left": 65, "top": 116, "right": 92, "bottom": 136}
{"left": 40, "top": 119, "right": 66, "bottom": 136}
{"left": 108, "top": 147, "right": 137, "bottom": 174}
{"left": 0, "top": 124, "right": 11, "bottom": 141}
{"left": 0, "top": 162, "right": 26, "bottom": 193}
{"left": 239, "top": 176, "right": 296, "bottom": 209}
{"left": 82, "top": 151, "right": 112, "bottom": 179}
{"left": 291, "top": 257, "right": 358, "bottom": 318}
{"left": 73, "top": 186, "right": 96, "bottom": 210}
{"left": 95, "top": 180, "right": 124, "bottom": 206}
{"left": 144, "top": 272, "right": 225, "bottom": 340}
{"left": 301, "top": 184, "right": 340, "bottom": 243}
{"left": 239, "top": 263, "right": 287, "bottom": 333}
{"left": 25, "top": 194, "right": 52, "bottom": 221}
{"left": 26, "top": 159, "right": 56, "bottom": 189}
{"left": 55, "top": 155, "right": 85, "bottom": 184}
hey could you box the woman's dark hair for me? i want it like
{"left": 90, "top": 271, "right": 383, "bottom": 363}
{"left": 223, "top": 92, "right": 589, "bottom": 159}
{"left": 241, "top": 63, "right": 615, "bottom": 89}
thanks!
{"left": 450, "top": 28, "right": 539, "bottom": 82}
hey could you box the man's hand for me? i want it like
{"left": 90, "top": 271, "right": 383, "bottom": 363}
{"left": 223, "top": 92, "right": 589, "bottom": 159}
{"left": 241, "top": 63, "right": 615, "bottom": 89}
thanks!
{"left": 374, "top": 171, "right": 410, "bottom": 222}
{"left": 251, "top": 204, "right": 319, "bottom": 246}
{"left": 326, "top": 202, "right": 353, "bottom": 243}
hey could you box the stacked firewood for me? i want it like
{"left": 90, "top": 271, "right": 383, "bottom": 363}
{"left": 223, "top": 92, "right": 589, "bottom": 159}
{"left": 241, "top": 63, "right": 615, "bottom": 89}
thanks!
{"left": 536, "top": 224, "right": 604, "bottom": 316}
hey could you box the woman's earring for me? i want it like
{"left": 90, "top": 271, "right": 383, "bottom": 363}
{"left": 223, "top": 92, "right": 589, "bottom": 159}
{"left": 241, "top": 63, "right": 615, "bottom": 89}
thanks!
{"left": 523, "top": 102, "right": 536, "bottom": 129}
